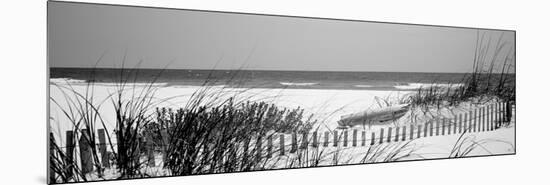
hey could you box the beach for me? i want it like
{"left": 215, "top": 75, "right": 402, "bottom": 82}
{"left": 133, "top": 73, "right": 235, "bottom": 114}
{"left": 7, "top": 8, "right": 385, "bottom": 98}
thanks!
{"left": 49, "top": 78, "right": 514, "bottom": 149}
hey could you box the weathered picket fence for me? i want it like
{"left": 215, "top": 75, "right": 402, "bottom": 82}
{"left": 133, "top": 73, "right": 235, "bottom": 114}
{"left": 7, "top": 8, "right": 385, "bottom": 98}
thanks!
{"left": 50, "top": 100, "right": 513, "bottom": 181}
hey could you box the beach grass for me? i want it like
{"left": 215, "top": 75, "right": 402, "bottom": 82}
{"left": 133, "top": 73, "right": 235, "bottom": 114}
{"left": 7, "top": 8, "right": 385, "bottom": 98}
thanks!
{"left": 408, "top": 31, "right": 515, "bottom": 111}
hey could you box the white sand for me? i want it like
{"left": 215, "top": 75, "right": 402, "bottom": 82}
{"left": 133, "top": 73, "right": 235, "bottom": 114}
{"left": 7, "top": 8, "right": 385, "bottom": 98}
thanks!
{"left": 49, "top": 81, "right": 414, "bottom": 142}
{"left": 49, "top": 80, "right": 515, "bottom": 181}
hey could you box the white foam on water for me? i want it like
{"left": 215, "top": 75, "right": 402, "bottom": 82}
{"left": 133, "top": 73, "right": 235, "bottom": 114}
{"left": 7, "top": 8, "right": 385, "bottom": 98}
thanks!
{"left": 49, "top": 78, "right": 87, "bottom": 84}
{"left": 394, "top": 83, "right": 464, "bottom": 90}
{"left": 279, "top": 82, "right": 318, "bottom": 86}
{"left": 354, "top": 85, "right": 374, "bottom": 88}
{"left": 50, "top": 78, "right": 169, "bottom": 87}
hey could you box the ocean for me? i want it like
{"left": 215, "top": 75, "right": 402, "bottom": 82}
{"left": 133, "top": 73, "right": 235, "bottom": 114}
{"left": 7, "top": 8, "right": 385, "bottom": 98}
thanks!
{"left": 50, "top": 68, "right": 510, "bottom": 91}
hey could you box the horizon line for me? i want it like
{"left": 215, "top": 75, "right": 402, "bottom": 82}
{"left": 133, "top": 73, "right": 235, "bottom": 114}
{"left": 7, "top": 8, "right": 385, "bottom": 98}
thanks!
{"left": 49, "top": 67, "right": 516, "bottom": 74}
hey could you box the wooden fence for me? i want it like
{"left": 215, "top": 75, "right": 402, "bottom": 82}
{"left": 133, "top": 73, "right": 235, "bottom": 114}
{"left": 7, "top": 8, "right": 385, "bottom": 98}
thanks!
{"left": 50, "top": 101, "right": 513, "bottom": 179}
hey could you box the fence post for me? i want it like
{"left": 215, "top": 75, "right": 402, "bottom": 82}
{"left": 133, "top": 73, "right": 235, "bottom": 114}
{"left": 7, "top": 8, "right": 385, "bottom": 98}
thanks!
{"left": 65, "top": 131, "right": 75, "bottom": 178}
{"left": 343, "top": 131, "right": 348, "bottom": 147}
{"left": 79, "top": 129, "right": 93, "bottom": 174}
{"left": 279, "top": 134, "right": 285, "bottom": 156}
{"left": 49, "top": 133, "right": 56, "bottom": 183}
{"left": 97, "top": 129, "right": 110, "bottom": 168}
{"left": 312, "top": 132, "right": 318, "bottom": 148}
{"left": 361, "top": 131, "right": 366, "bottom": 146}
{"left": 324, "top": 131, "right": 329, "bottom": 147}
{"left": 300, "top": 132, "right": 308, "bottom": 149}
{"left": 352, "top": 130, "right": 358, "bottom": 147}
{"left": 410, "top": 124, "right": 414, "bottom": 140}
{"left": 371, "top": 132, "right": 375, "bottom": 145}
{"left": 380, "top": 128, "right": 384, "bottom": 144}
{"left": 394, "top": 126, "right": 400, "bottom": 142}
{"left": 333, "top": 131, "right": 339, "bottom": 147}
{"left": 402, "top": 126, "right": 406, "bottom": 141}
{"left": 291, "top": 133, "right": 297, "bottom": 153}
{"left": 387, "top": 127, "right": 392, "bottom": 143}
{"left": 267, "top": 135, "right": 273, "bottom": 158}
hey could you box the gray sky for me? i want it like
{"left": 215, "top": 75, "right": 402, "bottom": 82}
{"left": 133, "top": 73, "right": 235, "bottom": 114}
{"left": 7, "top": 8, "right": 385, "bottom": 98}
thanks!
{"left": 48, "top": 1, "right": 515, "bottom": 73}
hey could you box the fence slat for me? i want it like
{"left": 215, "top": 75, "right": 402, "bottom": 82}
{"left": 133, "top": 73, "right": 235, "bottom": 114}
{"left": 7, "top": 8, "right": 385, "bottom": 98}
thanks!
{"left": 428, "top": 121, "right": 434, "bottom": 136}
{"left": 352, "top": 130, "right": 358, "bottom": 147}
{"left": 387, "top": 127, "right": 392, "bottom": 143}
{"left": 490, "top": 104, "right": 495, "bottom": 130}
{"left": 493, "top": 104, "right": 497, "bottom": 130}
{"left": 371, "top": 132, "right": 375, "bottom": 145}
{"left": 402, "top": 126, "right": 406, "bottom": 141}
{"left": 79, "top": 129, "right": 93, "bottom": 174}
{"left": 453, "top": 116, "right": 458, "bottom": 134}
{"left": 477, "top": 108, "right": 485, "bottom": 132}
{"left": 291, "top": 133, "right": 297, "bottom": 153}
{"left": 394, "top": 126, "right": 400, "bottom": 142}
{"left": 442, "top": 119, "right": 446, "bottom": 135}
{"left": 423, "top": 124, "right": 428, "bottom": 137}
{"left": 497, "top": 101, "right": 504, "bottom": 128}
{"left": 145, "top": 133, "right": 155, "bottom": 167}
{"left": 486, "top": 106, "right": 490, "bottom": 131}
{"left": 380, "top": 128, "right": 384, "bottom": 144}
{"left": 410, "top": 124, "right": 414, "bottom": 140}
{"left": 506, "top": 101, "right": 512, "bottom": 123}
{"left": 458, "top": 114, "right": 463, "bottom": 133}
{"left": 279, "top": 134, "right": 285, "bottom": 156}
{"left": 267, "top": 135, "right": 273, "bottom": 158}
{"left": 333, "top": 131, "right": 339, "bottom": 147}
{"left": 468, "top": 111, "right": 473, "bottom": 133}
{"left": 256, "top": 136, "right": 263, "bottom": 161}
{"left": 417, "top": 125, "right": 421, "bottom": 138}
{"left": 435, "top": 118, "right": 441, "bottom": 136}
{"left": 97, "top": 129, "right": 110, "bottom": 168}
{"left": 447, "top": 118, "right": 452, "bottom": 134}
{"left": 361, "top": 131, "right": 366, "bottom": 146}
{"left": 324, "top": 131, "right": 329, "bottom": 147}
{"left": 300, "top": 133, "right": 308, "bottom": 149}
{"left": 65, "top": 131, "right": 75, "bottom": 178}
{"left": 482, "top": 107, "right": 486, "bottom": 131}
{"left": 343, "top": 131, "right": 348, "bottom": 147}
{"left": 50, "top": 133, "right": 56, "bottom": 183}
{"left": 473, "top": 109, "right": 477, "bottom": 132}
{"left": 243, "top": 138, "right": 250, "bottom": 163}
{"left": 312, "top": 132, "right": 318, "bottom": 148}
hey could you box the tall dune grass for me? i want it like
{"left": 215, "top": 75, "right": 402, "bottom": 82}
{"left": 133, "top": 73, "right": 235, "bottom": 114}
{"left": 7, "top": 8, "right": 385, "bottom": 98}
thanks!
{"left": 408, "top": 30, "right": 515, "bottom": 110}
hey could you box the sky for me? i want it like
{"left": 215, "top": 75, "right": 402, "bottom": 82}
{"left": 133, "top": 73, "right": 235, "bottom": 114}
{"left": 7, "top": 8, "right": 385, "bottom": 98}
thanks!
{"left": 48, "top": 1, "right": 515, "bottom": 73}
